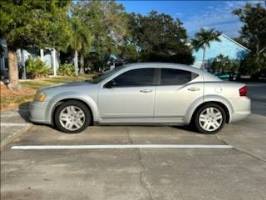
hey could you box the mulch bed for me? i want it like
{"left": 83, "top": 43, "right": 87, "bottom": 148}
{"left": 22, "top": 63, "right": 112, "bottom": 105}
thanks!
{"left": 0, "top": 83, "right": 35, "bottom": 111}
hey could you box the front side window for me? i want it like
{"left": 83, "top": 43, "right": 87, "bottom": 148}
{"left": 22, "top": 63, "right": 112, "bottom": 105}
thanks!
{"left": 110, "top": 68, "right": 156, "bottom": 87}
{"left": 160, "top": 68, "right": 198, "bottom": 85}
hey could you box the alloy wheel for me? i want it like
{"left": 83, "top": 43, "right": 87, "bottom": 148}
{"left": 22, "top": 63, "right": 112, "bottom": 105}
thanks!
{"left": 59, "top": 105, "right": 86, "bottom": 131}
{"left": 198, "top": 107, "right": 223, "bottom": 132}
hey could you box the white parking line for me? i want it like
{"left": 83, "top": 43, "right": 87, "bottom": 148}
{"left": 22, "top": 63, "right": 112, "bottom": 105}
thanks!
{"left": 1, "top": 113, "right": 19, "bottom": 117}
{"left": 11, "top": 144, "right": 233, "bottom": 150}
{"left": 1, "top": 123, "right": 30, "bottom": 127}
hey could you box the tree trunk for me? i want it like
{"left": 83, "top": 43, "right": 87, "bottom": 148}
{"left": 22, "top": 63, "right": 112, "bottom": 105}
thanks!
{"left": 74, "top": 50, "right": 79, "bottom": 76}
{"left": 201, "top": 47, "right": 206, "bottom": 69}
{"left": 8, "top": 50, "right": 19, "bottom": 89}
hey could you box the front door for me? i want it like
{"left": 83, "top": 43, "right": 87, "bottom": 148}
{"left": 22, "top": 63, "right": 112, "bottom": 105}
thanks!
{"left": 98, "top": 68, "right": 156, "bottom": 121}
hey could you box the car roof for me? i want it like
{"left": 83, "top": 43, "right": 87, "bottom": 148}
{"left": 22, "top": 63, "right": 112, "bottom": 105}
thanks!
{"left": 123, "top": 62, "right": 203, "bottom": 74}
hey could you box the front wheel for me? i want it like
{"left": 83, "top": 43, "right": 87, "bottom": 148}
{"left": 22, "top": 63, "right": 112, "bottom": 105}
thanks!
{"left": 194, "top": 104, "right": 226, "bottom": 134}
{"left": 54, "top": 100, "right": 91, "bottom": 133}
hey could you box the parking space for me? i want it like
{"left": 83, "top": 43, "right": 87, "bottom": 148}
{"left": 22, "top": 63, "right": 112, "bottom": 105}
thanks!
{"left": 0, "top": 109, "right": 31, "bottom": 150}
{"left": 1, "top": 113, "right": 266, "bottom": 200}
{"left": 1, "top": 83, "right": 266, "bottom": 200}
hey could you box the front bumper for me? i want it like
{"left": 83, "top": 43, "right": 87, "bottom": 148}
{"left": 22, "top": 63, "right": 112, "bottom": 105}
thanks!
{"left": 29, "top": 101, "right": 51, "bottom": 124}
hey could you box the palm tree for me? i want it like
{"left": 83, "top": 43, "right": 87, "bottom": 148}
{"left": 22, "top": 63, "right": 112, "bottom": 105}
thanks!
{"left": 192, "top": 28, "right": 221, "bottom": 68}
{"left": 69, "top": 17, "right": 93, "bottom": 75}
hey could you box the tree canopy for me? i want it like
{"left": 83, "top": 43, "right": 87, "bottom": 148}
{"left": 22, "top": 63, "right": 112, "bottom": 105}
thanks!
{"left": 191, "top": 28, "right": 221, "bottom": 68}
{"left": 191, "top": 28, "right": 221, "bottom": 51}
{"left": 128, "top": 11, "right": 194, "bottom": 64}
{"left": 72, "top": 0, "right": 129, "bottom": 69}
{"left": 233, "top": 3, "right": 266, "bottom": 75}
{"left": 0, "top": 0, "right": 72, "bottom": 51}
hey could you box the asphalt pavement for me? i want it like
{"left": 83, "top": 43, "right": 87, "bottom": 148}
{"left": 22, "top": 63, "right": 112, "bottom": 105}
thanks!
{"left": 247, "top": 82, "right": 266, "bottom": 116}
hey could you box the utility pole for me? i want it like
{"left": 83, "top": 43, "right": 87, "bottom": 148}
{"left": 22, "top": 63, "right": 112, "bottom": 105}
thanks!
{"left": 21, "top": 49, "right": 26, "bottom": 79}
{"left": 40, "top": 49, "right": 44, "bottom": 62}
{"left": 51, "top": 48, "right": 57, "bottom": 76}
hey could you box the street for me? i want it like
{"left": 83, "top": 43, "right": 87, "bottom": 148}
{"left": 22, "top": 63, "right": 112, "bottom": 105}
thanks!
{"left": 247, "top": 83, "right": 266, "bottom": 116}
{"left": 1, "top": 83, "right": 266, "bottom": 200}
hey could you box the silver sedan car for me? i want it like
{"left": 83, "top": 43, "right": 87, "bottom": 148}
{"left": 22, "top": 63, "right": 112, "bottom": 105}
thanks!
{"left": 30, "top": 63, "right": 251, "bottom": 134}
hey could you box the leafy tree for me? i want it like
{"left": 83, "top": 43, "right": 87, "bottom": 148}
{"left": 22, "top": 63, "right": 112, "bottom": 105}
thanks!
{"left": 192, "top": 28, "right": 221, "bottom": 68}
{"left": 68, "top": 16, "right": 93, "bottom": 75}
{"left": 72, "top": 0, "right": 129, "bottom": 71}
{"left": 0, "top": 0, "right": 71, "bottom": 88}
{"left": 128, "top": 11, "right": 193, "bottom": 64}
{"left": 119, "top": 43, "right": 139, "bottom": 62}
{"left": 233, "top": 3, "right": 266, "bottom": 76}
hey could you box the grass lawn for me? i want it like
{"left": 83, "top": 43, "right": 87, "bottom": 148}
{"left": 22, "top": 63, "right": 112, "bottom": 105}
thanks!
{"left": 19, "top": 74, "right": 93, "bottom": 89}
{"left": 0, "top": 74, "right": 94, "bottom": 111}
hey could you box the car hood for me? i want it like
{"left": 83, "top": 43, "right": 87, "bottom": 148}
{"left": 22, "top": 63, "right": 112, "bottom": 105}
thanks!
{"left": 39, "top": 81, "right": 96, "bottom": 94}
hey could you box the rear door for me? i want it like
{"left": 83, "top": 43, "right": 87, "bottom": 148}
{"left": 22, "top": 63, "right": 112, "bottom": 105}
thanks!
{"left": 154, "top": 68, "right": 203, "bottom": 122}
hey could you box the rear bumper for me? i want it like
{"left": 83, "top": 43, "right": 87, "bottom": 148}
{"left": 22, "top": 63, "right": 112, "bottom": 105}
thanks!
{"left": 29, "top": 101, "right": 51, "bottom": 124}
{"left": 230, "top": 97, "right": 251, "bottom": 122}
{"left": 231, "top": 111, "right": 251, "bottom": 122}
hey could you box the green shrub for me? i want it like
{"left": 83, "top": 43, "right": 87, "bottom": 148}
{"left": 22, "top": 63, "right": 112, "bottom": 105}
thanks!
{"left": 210, "top": 55, "right": 240, "bottom": 73}
{"left": 58, "top": 63, "right": 75, "bottom": 76}
{"left": 26, "top": 58, "right": 50, "bottom": 79}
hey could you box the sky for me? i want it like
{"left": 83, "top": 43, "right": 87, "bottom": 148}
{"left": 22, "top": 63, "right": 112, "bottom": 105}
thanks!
{"left": 118, "top": 0, "right": 265, "bottom": 38}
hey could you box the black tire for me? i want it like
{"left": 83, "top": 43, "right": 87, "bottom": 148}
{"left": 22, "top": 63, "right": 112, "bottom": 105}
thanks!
{"left": 193, "top": 103, "right": 226, "bottom": 134}
{"left": 54, "top": 100, "right": 91, "bottom": 133}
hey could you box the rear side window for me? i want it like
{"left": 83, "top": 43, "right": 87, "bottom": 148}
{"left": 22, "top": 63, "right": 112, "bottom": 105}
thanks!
{"left": 113, "top": 68, "right": 156, "bottom": 87}
{"left": 160, "top": 68, "right": 198, "bottom": 85}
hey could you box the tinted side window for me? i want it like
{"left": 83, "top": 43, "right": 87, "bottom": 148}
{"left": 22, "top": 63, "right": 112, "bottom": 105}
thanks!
{"left": 160, "top": 69, "right": 197, "bottom": 85}
{"left": 113, "top": 68, "right": 155, "bottom": 87}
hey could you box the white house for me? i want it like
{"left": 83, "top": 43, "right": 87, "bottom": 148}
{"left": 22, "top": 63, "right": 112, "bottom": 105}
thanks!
{"left": 0, "top": 39, "right": 60, "bottom": 80}
{"left": 16, "top": 48, "right": 60, "bottom": 78}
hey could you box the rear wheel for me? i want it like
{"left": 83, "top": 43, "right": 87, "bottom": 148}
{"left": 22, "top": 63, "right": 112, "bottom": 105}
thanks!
{"left": 194, "top": 103, "right": 226, "bottom": 134}
{"left": 54, "top": 100, "right": 91, "bottom": 133}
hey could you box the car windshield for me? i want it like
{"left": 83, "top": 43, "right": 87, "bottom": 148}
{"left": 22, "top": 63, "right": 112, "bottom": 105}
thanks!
{"left": 88, "top": 66, "right": 124, "bottom": 84}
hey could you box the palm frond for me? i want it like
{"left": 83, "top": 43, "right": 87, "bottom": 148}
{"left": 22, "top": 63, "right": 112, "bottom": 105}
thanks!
{"left": 192, "top": 28, "right": 221, "bottom": 50}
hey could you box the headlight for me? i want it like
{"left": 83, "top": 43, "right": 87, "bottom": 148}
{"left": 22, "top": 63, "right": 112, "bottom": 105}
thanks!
{"left": 34, "top": 91, "right": 46, "bottom": 102}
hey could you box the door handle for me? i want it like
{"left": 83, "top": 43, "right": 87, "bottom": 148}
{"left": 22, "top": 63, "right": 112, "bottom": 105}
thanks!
{"left": 187, "top": 87, "right": 200, "bottom": 91}
{"left": 140, "top": 89, "right": 153, "bottom": 93}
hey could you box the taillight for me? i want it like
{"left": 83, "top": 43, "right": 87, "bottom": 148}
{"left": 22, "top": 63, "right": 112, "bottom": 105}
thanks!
{"left": 239, "top": 86, "right": 248, "bottom": 96}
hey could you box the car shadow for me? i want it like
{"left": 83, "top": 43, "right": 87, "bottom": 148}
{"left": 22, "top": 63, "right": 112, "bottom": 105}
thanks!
{"left": 172, "top": 125, "right": 198, "bottom": 133}
{"left": 18, "top": 102, "right": 31, "bottom": 123}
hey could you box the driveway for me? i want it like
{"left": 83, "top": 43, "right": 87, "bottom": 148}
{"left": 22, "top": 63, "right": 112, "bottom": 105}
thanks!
{"left": 1, "top": 83, "right": 266, "bottom": 200}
